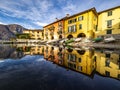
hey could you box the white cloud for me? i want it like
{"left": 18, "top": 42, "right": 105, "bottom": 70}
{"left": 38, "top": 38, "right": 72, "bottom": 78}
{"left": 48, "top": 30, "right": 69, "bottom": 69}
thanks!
{"left": 34, "top": 22, "right": 48, "bottom": 27}
{"left": 0, "top": 0, "right": 53, "bottom": 23}
{"left": 0, "top": 0, "right": 119, "bottom": 29}
{"left": 0, "top": 21, "right": 7, "bottom": 25}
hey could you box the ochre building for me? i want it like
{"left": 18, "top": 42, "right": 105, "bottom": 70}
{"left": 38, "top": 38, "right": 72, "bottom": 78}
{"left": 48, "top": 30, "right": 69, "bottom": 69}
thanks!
{"left": 23, "top": 29, "right": 44, "bottom": 40}
{"left": 43, "top": 17, "right": 66, "bottom": 41}
{"left": 96, "top": 6, "right": 120, "bottom": 38}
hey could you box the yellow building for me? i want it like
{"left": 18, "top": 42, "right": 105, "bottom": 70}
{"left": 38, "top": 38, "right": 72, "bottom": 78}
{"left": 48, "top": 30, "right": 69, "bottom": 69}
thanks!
{"left": 64, "top": 48, "right": 95, "bottom": 75}
{"left": 43, "top": 45, "right": 96, "bottom": 76}
{"left": 94, "top": 50, "right": 120, "bottom": 80}
{"left": 29, "top": 46, "right": 44, "bottom": 55}
{"left": 96, "top": 6, "right": 120, "bottom": 38}
{"left": 43, "top": 17, "right": 66, "bottom": 41}
{"left": 16, "top": 45, "right": 44, "bottom": 55}
{"left": 64, "top": 8, "right": 98, "bottom": 39}
{"left": 23, "top": 29, "right": 44, "bottom": 40}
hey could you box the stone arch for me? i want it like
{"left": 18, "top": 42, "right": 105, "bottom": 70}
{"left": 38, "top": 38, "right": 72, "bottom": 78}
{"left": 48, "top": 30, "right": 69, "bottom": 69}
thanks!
{"left": 67, "top": 48, "right": 73, "bottom": 52}
{"left": 77, "top": 50, "right": 86, "bottom": 55}
{"left": 67, "top": 35, "right": 73, "bottom": 39}
{"left": 59, "top": 35, "right": 62, "bottom": 39}
{"left": 51, "top": 36, "right": 54, "bottom": 40}
{"left": 77, "top": 33, "right": 86, "bottom": 38}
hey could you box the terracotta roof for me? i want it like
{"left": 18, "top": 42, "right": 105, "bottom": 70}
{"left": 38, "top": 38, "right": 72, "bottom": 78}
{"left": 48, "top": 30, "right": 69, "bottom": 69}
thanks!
{"left": 43, "top": 17, "right": 67, "bottom": 28}
{"left": 66, "top": 7, "right": 98, "bottom": 19}
{"left": 98, "top": 6, "right": 120, "bottom": 14}
{"left": 43, "top": 7, "right": 98, "bottom": 28}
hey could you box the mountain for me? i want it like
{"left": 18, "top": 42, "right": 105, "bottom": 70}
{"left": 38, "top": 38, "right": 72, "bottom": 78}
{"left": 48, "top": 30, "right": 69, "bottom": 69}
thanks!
{"left": 0, "top": 24, "right": 26, "bottom": 40}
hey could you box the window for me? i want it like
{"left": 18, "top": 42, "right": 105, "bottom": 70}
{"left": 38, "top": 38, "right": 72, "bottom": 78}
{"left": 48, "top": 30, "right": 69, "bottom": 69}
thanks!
{"left": 72, "top": 18, "right": 77, "bottom": 23}
{"left": 78, "top": 66, "right": 82, "bottom": 71}
{"left": 78, "top": 58, "right": 81, "bottom": 62}
{"left": 107, "top": 29, "right": 112, "bottom": 34}
{"left": 68, "top": 20, "right": 72, "bottom": 24}
{"left": 68, "top": 63, "right": 76, "bottom": 69}
{"left": 58, "top": 22, "right": 62, "bottom": 26}
{"left": 71, "top": 26, "right": 74, "bottom": 32}
{"left": 68, "top": 25, "right": 76, "bottom": 32}
{"left": 106, "top": 54, "right": 111, "bottom": 58}
{"left": 73, "top": 25, "right": 76, "bottom": 32}
{"left": 105, "top": 71, "right": 110, "bottom": 76}
{"left": 105, "top": 59, "right": 110, "bottom": 67}
{"left": 68, "top": 54, "right": 76, "bottom": 62}
{"left": 107, "top": 20, "right": 112, "bottom": 28}
{"left": 68, "top": 19, "right": 77, "bottom": 24}
{"left": 68, "top": 26, "right": 72, "bottom": 32}
{"left": 79, "top": 24, "right": 82, "bottom": 29}
{"left": 78, "top": 16, "right": 84, "bottom": 21}
{"left": 108, "top": 11, "right": 112, "bottom": 16}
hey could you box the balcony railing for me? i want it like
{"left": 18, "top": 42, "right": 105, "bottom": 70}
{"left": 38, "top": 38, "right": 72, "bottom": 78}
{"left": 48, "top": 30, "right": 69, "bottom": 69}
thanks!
{"left": 50, "top": 32, "right": 54, "bottom": 36}
{"left": 45, "top": 33, "right": 48, "bottom": 36}
{"left": 57, "top": 30, "right": 62, "bottom": 34}
{"left": 107, "top": 25, "right": 112, "bottom": 28}
{"left": 48, "top": 25, "right": 55, "bottom": 31}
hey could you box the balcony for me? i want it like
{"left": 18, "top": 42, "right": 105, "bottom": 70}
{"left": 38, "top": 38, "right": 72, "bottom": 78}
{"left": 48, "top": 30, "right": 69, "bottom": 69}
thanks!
{"left": 48, "top": 25, "right": 55, "bottom": 31}
{"left": 107, "top": 25, "right": 112, "bottom": 28}
{"left": 45, "top": 32, "right": 48, "bottom": 36}
{"left": 57, "top": 30, "right": 62, "bottom": 34}
{"left": 50, "top": 32, "right": 54, "bottom": 36}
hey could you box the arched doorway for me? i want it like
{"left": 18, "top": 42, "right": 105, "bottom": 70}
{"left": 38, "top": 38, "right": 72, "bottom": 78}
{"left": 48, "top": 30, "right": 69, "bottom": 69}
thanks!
{"left": 67, "top": 35, "right": 73, "bottom": 39}
{"left": 77, "top": 33, "right": 86, "bottom": 38}
{"left": 59, "top": 35, "right": 62, "bottom": 39}
{"left": 77, "top": 50, "right": 85, "bottom": 55}
{"left": 51, "top": 36, "right": 54, "bottom": 40}
{"left": 67, "top": 48, "right": 73, "bottom": 52}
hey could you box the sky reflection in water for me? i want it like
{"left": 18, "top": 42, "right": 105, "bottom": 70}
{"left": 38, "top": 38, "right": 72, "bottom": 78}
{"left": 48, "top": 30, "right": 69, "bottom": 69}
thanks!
{"left": 0, "top": 45, "right": 120, "bottom": 90}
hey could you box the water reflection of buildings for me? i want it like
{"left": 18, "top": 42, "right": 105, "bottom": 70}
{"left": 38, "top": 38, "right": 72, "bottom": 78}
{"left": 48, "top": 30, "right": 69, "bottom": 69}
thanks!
{"left": 64, "top": 48, "right": 95, "bottom": 76}
{"left": 94, "top": 50, "right": 120, "bottom": 80}
{"left": 2, "top": 45, "right": 120, "bottom": 80}
{"left": 43, "top": 45, "right": 120, "bottom": 80}
{"left": 17, "top": 46, "right": 44, "bottom": 55}
{"left": 43, "top": 46, "right": 96, "bottom": 76}
{"left": 44, "top": 45, "right": 65, "bottom": 65}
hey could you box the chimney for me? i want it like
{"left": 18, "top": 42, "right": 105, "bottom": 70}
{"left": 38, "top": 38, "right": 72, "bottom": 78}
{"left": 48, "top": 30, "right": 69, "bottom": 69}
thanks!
{"left": 66, "top": 14, "right": 70, "bottom": 17}
{"left": 56, "top": 18, "right": 59, "bottom": 21}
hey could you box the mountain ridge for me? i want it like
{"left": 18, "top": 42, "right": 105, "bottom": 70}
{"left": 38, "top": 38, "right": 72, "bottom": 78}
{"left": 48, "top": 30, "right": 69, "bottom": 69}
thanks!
{"left": 0, "top": 24, "right": 26, "bottom": 40}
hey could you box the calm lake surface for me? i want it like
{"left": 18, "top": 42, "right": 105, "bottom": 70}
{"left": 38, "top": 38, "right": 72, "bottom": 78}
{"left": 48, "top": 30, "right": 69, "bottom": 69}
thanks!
{"left": 0, "top": 44, "right": 120, "bottom": 90}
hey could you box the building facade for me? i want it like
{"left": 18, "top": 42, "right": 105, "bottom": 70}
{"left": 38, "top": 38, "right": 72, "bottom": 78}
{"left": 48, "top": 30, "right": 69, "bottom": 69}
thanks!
{"left": 23, "top": 29, "right": 44, "bottom": 40}
{"left": 64, "top": 8, "right": 98, "bottom": 39}
{"left": 94, "top": 50, "right": 120, "bottom": 80}
{"left": 43, "top": 18, "right": 66, "bottom": 41}
{"left": 96, "top": 6, "right": 120, "bottom": 38}
{"left": 43, "top": 6, "right": 120, "bottom": 41}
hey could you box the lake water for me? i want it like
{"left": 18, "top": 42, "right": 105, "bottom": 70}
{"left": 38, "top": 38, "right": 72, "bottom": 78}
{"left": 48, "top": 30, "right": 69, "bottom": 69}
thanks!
{"left": 0, "top": 44, "right": 120, "bottom": 90}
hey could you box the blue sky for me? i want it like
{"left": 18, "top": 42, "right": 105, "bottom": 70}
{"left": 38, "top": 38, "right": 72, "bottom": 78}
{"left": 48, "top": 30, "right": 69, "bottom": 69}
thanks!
{"left": 0, "top": 0, "right": 120, "bottom": 29}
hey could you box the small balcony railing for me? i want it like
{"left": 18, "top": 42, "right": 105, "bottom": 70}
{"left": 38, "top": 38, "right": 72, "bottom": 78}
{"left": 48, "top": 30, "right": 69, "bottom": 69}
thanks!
{"left": 57, "top": 30, "right": 62, "bottom": 34}
{"left": 50, "top": 32, "right": 54, "bottom": 36}
{"left": 45, "top": 33, "right": 48, "bottom": 36}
